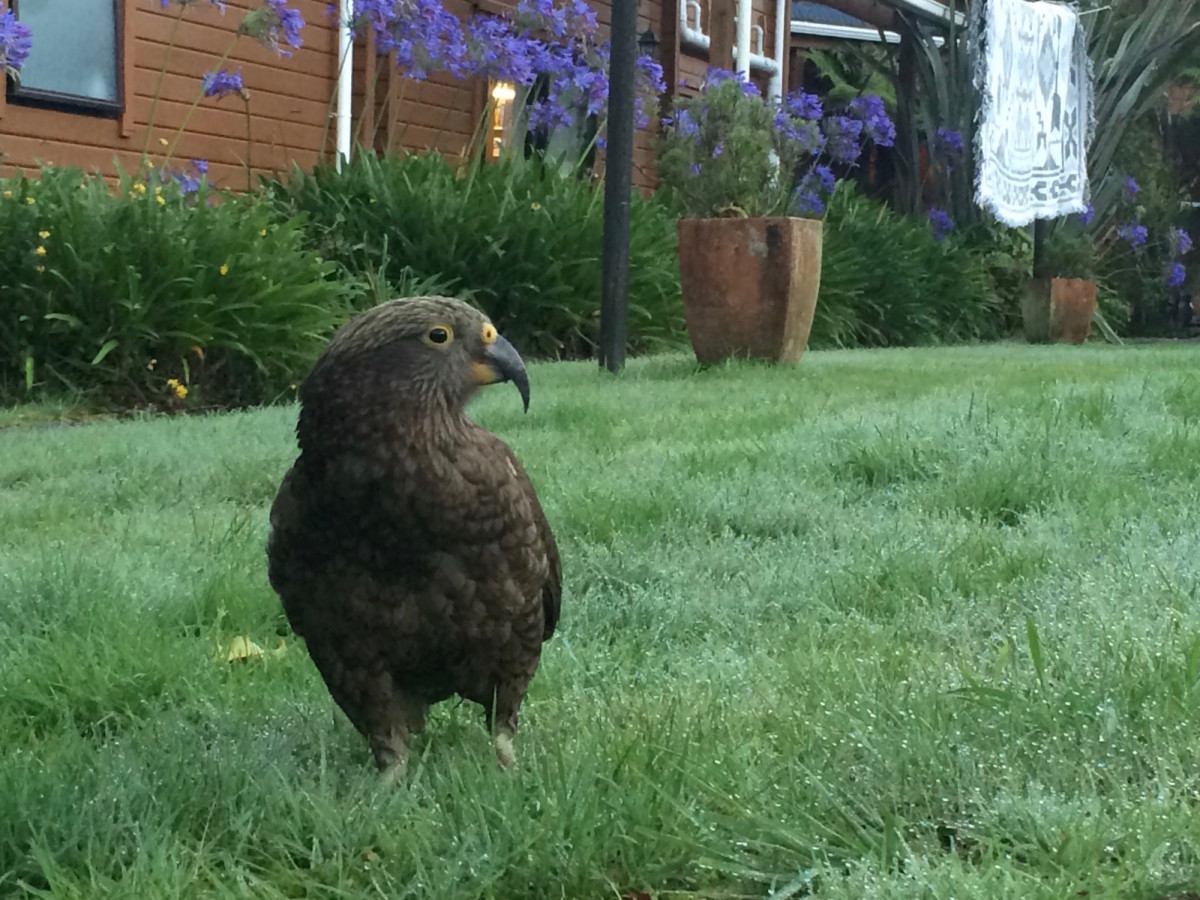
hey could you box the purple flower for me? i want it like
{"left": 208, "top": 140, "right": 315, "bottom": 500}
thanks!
{"left": 1172, "top": 228, "right": 1192, "bottom": 257}
{"left": 823, "top": 115, "right": 864, "bottom": 165}
{"left": 784, "top": 89, "right": 822, "bottom": 121}
{"left": 241, "top": 0, "right": 305, "bottom": 57}
{"left": 0, "top": 5, "right": 32, "bottom": 75}
{"left": 791, "top": 189, "right": 824, "bottom": 217}
{"left": 934, "top": 126, "right": 963, "bottom": 157}
{"left": 1167, "top": 262, "right": 1186, "bottom": 288}
{"left": 1077, "top": 204, "right": 1094, "bottom": 225}
{"left": 704, "top": 66, "right": 760, "bottom": 97}
{"left": 846, "top": 95, "right": 895, "bottom": 147}
{"left": 928, "top": 207, "right": 954, "bottom": 242}
{"left": 667, "top": 108, "right": 699, "bottom": 139}
{"left": 201, "top": 67, "right": 244, "bottom": 99}
{"left": 811, "top": 164, "right": 836, "bottom": 194}
{"left": 192, "top": 158, "right": 209, "bottom": 175}
{"left": 774, "top": 110, "right": 825, "bottom": 156}
{"left": 790, "top": 165, "right": 836, "bottom": 217}
{"left": 1123, "top": 176, "right": 1139, "bottom": 203}
{"left": 711, "top": 141, "right": 724, "bottom": 158}
{"left": 1118, "top": 223, "right": 1148, "bottom": 248}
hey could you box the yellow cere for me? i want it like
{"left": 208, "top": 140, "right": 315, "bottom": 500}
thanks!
{"left": 480, "top": 323, "right": 498, "bottom": 345}
{"left": 470, "top": 361, "right": 500, "bottom": 385}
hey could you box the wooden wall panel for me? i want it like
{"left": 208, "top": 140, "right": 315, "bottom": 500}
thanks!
{"left": 1, "top": 0, "right": 671, "bottom": 192}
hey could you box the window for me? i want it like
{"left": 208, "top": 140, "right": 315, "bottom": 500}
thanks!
{"left": 7, "top": 0, "right": 122, "bottom": 117}
{"left": 485, "top": 76, "right": 599, "bottom": 178}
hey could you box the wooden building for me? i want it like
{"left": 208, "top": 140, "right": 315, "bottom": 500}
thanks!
{"left": 0, "top": 0, "right": 953, "bottom": 194}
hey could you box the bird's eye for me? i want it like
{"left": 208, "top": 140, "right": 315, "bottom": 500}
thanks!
{"left": 426, "top": 324, "right": 453, "bottom": 346}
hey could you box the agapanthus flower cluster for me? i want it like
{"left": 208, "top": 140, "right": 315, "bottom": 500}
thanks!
{"left": 1171, "top": 228, "right": 1192, "bottom": 257}
{"left": 658, "top": 70, "right": 894, "bottom": 219}
{"left": 1118, "top": 223, "right": 1148, "bottom": 248}
{"left": 927, "top": 206, "right": 954, "bottom": 242}
{"left": 847, "top": 95, "right": 896, "bottom": 148}
{"left": 202, "top": 67, "right": 246, "bottom": 99}
{"left": 934, "top": 126, "right": 963, "bottom": 158}
{"left": 0, "top": 3, "right": 32, "bottom": 78}
{"left": 1166, "top": 261, "right": 1186, "bottom": 289}
{"left": 240, "top": 0, "right": 305, "bottom": 58}
{"left": 331, "top": 0, "right": 661, "bottom": 136}
{"left": 143, "top": 159, "right": 212, "bottom": 198}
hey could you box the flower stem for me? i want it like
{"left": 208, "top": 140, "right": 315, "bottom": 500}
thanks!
{"left": 384, "top": 77, "right": 411, "bottom": 156}
{"left": 140, "top": 3, "right": 188, "bottom": 172}
{"left": 243, "top": 95, "right": 254, "bottom": 192}
{"left": 162, "top": 33, "right": 241, "bottom": 171}
{"left": 353, "top": 54, "right": 390, "bottom": 156}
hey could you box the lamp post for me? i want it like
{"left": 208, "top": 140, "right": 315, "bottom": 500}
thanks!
{"left": 598, "top": 0, "right": 640, "bottom": 374}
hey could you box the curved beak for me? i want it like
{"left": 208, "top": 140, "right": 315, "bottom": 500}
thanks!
{"left": 471, "top": 333, "right": 530, "bottom": 413}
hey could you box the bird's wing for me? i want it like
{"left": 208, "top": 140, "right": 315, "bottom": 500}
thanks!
{"left": 500, "top": 442, "right": 562, "bottom": 642}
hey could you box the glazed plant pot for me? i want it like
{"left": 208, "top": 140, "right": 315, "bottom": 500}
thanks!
{"left": 1021, "top": 277, "right": 1097, "bottom": 344}
{"left": 677, "top": 216, "right": 823, "bottom": 365}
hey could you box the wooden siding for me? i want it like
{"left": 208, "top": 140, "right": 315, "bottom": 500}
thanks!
{"left": 675, "top": 0, "right": 784, "bottom": 98}
{"left": 1, "top": 0, "right": 340, "bottom": 189}
{"left": 0, "top": 0, "right": 803, "bottom": 195}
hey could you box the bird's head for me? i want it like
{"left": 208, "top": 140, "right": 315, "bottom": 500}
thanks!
{"left": 303, "top": 296, "right": 530, "bottom": 416}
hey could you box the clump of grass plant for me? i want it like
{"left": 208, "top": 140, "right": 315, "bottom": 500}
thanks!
{"left": 263, "top": 150, "right": 686, "bottom": 360}
{"left": 0, "top": 164, "right": 352, "bottom": 410}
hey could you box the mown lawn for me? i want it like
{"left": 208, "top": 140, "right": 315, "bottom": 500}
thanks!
{"left": 2, "top": 343, "right": 1199, "bottom": 900}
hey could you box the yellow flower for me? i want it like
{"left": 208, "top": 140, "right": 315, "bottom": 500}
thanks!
{"left": 38, "top": 230, "right": 50, "bottom": 240}
{"left": 156, "top": 195, "right": 166, "bottom": 206}
{"left": 259, "top": 228, "right": 267, "bottom": 237}
{"left": 219, "top": 263, "right": 229, "bottom": 276}
{"left": 2, "top": 190, "right": 11, "bottom": 198}
{"left": 159, "top": 138, "right": 169, "bottom": 147}
{"left": 531, "top": 201, "right": 542, "bottom": 211}
{"left": 166, "top": 378, "right": 188, "bottom": 400}
{"left": 147, "top": 358, "right": 158, "bottom": 371}
{"left": 146, "top": 160, "right": 155, "bottom": 169}
{"left": 25, "top": 197, "right": 35, "bottom": 205}
{"left": 35, "top": 265, "right": 45, "bottom": 274}
{"left": 132, "top": 182, "right": 147, "bottom": 195}
{"left": 34, "top": 246, "right": 46, "bottom": 257}
{"left": 154, "top": 186, "right": 162, "bottom": 195}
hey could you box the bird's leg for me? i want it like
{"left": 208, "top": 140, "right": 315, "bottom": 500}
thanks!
{"left": 489, "top": 682, "right": 528, "bottom": 771}
{"left": 366, "top": 684, "right": 427, "bottom": 787}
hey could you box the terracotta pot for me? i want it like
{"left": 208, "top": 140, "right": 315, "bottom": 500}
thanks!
{"left": 1021, "top": 277, "right": 1097, "bottom": 344}
{"left": 677, "top": 216, "right": 822, "bottom": 365}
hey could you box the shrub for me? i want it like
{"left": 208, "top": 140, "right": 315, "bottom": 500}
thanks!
{"left": 262, "top": 151, "right": 685, "bottom": 359}
{"left": 812, "top": 184, "right": 1008, "bottom": 348}
{"left": 0, "top": 164, "right": 352, "bottom": 409}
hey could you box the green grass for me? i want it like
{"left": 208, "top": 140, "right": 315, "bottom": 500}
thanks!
{"left": 2, "top": 343, "right": 1200, "bottom": 900}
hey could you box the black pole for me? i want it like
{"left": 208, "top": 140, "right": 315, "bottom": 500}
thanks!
{"left": 599, "top": 0, "right": 638, "bottom": 374}
{"left": 1032, "top": 218, "right": 1049, "bottom": 279}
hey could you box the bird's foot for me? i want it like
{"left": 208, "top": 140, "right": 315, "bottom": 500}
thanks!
{"left": 494, "top": 731, "right": 516, "bottom": 770}
{"left": 371, "top": 732, "right": 409, "bottom": 786}
{"left": 379, "top": 760, "right": 408, "bottom": 788}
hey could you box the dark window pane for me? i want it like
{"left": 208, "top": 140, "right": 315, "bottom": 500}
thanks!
{"left": 15, "top": 0, "right": 119, "bottom": 104}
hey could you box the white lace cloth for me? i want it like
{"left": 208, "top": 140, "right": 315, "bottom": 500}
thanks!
{"left": 972, "top": 0, "right": 1094, "bottom": 227}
